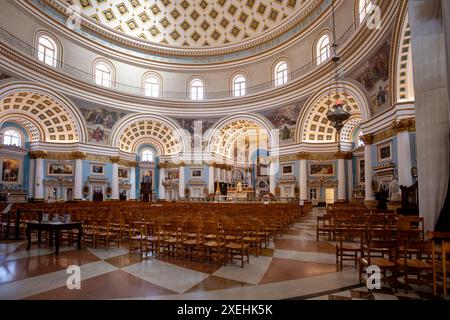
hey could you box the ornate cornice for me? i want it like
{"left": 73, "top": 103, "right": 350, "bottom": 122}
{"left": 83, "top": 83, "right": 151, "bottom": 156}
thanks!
{"left": 72, "top": 151, "right": 86, "bottom": 160}
{"left": 29, "top": 150, "right": 48, "bottom": 159}
{"left": 297, "top": 152, "right": 310, "bottom": 160}
{"left": 158, "top": 162, "right": 179, "bottom": 169}
{"left": 84, "top": 154, "right": 111, "bottom": 163}
{"left": 334, "top": 151, "right": 353, "bottom": 160}
{"left": 392, "top": 118, "right": 416, "bottom": 133}
{"left": 279, "top": 154, "right": 299, "bottom": 162}
{"left": 128, "top": 161, "right": 137, "bottom": 167}
{"left": 110, "top": 156, "right": 121, "bottom": 164}
{"left": 295, "top": 151, "right": 350, "bottom": 161}
{"left": 360, "top": 134, "right": 374, "bottom": 145}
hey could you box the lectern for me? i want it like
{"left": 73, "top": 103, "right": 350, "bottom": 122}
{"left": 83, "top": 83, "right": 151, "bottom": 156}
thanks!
{"left": 140, "top": 181, "right": 152, "bottom": 202}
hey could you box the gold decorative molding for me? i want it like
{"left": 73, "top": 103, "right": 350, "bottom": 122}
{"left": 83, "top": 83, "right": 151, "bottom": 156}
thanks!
{"left": 279, "top": 154, "right": 299, "bottom": 162}
{"left": 392, "top": 118, "right": 416, "bottom": 133}
{"left": 360, "top": 134, "right": 374, "bottom": 145}
{"left": 372, "top": 129, "right": 396, "bottom": 144}
{"left": 334, "top": 151, "right": 353, "bottom": 160}
{"left": 128, "top": 161, "right": 137, "bottom": 167}
{"left": 84, "top": 154, "right": 111, "bottom": 163}
{"left": 296, "top": 151, "right": 351, "bottom": 161}
{"left": 158, "top": 162, "right": 179, "bottom": 169}
{"left": 297, "top": 152, "right": 310, "bottom": 160}
{"left": 28, "top": 151, "right": 47, "bottom": 159}
{"left": 72, "top": 151, "right": 86, "bottom": 160}
{"left": 110, "top": 156, "right": 121, "bottom": 164}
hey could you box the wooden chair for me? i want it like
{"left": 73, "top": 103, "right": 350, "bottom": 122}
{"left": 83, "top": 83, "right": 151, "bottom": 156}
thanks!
{"left": 82, "top": 220, "right": 97, "bottom": 248}
{"left": 359, "top": 239, "right": 398, "bottom": 287}
{"left": 399, "top": 239, "right": 433, "bottom": 293}
{"left": 202, "top": 224, "right": 225, "bottom": 265}
{"left": 182, "top": 227, "right": 203, "bottom": 261}
{"left": 128, "top": 222, "right": 145, "bottom": 257}
{"left": 97, "top": 221, "right": 120, "bottom": 249}
{"left": 428, "top": 231, "right": 450, "bottom": 297}
{"left": 335, "top": 228, "right": 365, "bottom": 270}
{"left": 243, "top": 224, "right": 262, "bottom": 257}
{"left": 144, "top": 221, "right": 161, "bottom": 258}
{"left": 225, "top": 227, "right": 250, "bottom": 268}
{"left": 316, "top": 215, "right": 332, "bottom": 241}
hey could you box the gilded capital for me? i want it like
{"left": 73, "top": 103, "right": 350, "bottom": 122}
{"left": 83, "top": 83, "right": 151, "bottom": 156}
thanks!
{"left": 297, "top": 152, "right": 310, "bottom": 160}
{"left": 392, "top": 119, "right": 415, "bottom": 133}
{"left": 335, "top": 151, "right": 352, "bottom": 160}
{"left": 129, "top": 161, "right": 137, "bottom": 167}
{"left": 360, "top": 134, "right": 373, "bottom": 145}
{"left": 29, "top": 150, "right": 47, "bottom": 159}
{"left": 110, "top": 156, "right": 121, "bottom": 163}
{"left": 72, "top": 151, "right": 86, "bottom": 160}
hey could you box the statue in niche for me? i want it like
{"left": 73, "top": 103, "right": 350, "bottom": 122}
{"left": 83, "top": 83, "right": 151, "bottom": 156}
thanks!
{"left": 388, "top": 176, "right": 401, "bottom": 201}
{"left": 236, "top": 180, "right": 243, "bottom": 193}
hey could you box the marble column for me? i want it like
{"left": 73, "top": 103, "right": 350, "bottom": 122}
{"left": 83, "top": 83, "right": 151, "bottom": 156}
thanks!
{"left": 110, "top": 156, "right": 120, "bottom": 200}
{"left": 269, "top": 161, "right": 277, "bottom": 194}
{"left": 347, "top": 158, "right": 354, "bottom": 201}
{"left": 337, "top": 157, "right": 347, "bottom": 202}
{"left": 208, "top": 166, "right": 215, "bottom": 193}
{"left": 299, "top": 154, "right": 308, "bottom": 201}
{"left": 129, "top": 163, "right": 136, "bottom": 200}
{"left": 394, "top": 120, "right": 414, "bottom": 188}
{"left": 179, "top": 165, "right": 185, "bottom": 199}
{"left": 73, "top": 152, "right": 85, "bottom": 201}
{"left": 31, "top": 151, "right": 46, "bottom": 201}
{"left": 158, "top": 167, "right": 166, "bottom": 200}
{"left": 28, "top": 157, "right": 35, "bottom": 199}
{"left": 215, "top": 167, "right": 220, "bottom": 182}
{"left": 362, "top": 134, "right": 375, "bottom": 201}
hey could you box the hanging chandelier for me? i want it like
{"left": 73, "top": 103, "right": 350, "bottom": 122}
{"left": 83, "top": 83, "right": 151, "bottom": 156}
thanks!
{"left": 326, "top": 0, "right": 351, "bottom": 136}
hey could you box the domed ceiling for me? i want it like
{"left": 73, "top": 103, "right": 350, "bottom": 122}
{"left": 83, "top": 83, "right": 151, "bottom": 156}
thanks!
{"left": 65, "top": 0, "right": 306, "bottom": 48}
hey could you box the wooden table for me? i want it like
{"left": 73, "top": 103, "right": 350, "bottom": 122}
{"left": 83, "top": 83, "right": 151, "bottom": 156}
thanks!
{"left": 26, "top": 221, "right": 83, "bottom": 255}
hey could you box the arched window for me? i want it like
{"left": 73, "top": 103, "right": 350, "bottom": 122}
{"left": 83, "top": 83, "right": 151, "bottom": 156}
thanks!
{"left": 190, "top": 79, "right": 204, "bottom": 100}
{"left": 316, "top": 34, "right": 330, "bottom": 65}
{"left": 95, "top": 62, "right": 112, "bottom": 88}
{"left": 3, "top": 129, "right": 21, "bottom": 147}
{"left": 358, "top": 0, "right": 373, "bottom": 23}
{"left": 232, "top": 75, "right": 246, "bottom": 97}
{"left": 274, "top": 62, "right": 288, "bottom": 86}
{"left": 37, "top": 35, "right": 58, "bottom": 67}
{"left": 141, "top": 149, "right": 154, "bottom": 162}
{"left": 144, "top": 75, "right": 160, "bottom": 97}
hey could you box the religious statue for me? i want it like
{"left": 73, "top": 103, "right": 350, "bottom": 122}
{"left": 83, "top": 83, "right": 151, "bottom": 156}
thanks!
{"left": 371, "top": 177, "right": 379, "bottom": 194}
{"left": 388, "top": 177, "right": 401, "bottom": 201}
{"left": 236, "top": 180, "right": 243, "bottom": 193}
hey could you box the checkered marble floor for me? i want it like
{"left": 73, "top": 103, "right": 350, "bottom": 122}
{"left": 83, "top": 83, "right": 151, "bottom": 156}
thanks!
{"left": 0, "top": 208, "right": 444, "bottom": 300}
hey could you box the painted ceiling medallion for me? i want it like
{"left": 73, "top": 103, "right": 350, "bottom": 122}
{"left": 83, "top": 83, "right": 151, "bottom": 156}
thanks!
{"left": 64, "top": 0, "right": 305, "bottom": 48}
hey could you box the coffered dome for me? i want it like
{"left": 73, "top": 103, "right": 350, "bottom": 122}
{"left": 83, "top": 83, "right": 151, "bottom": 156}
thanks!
{"left": 65, "top": 0, "right": 306, "bottom": 48}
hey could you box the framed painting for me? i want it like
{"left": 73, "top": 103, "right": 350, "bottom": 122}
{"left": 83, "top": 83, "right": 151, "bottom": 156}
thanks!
{"left": 281, "top": 164, "right": 293, "bottom": 175}
{"left": 191, "top": 169, "right": 202, "bottom": 178}
{"left": 309, "top": 163, "right": 334, "bottom": 176}
{"left": 118, "top": 168, "right": 129, "bottom": 179}
{"left": 377, "top": 142, "right": 392, "bottom": 162}
{"left": 1, "top": 158, "right": 20, "bottom": 182}
{"left": 91, "top": 164, "right": 104, "bottom": 175}
{"left": 48, "top": 162, "right": 74, "bottom": 176}
{"left": 358, "top": 159, "right": 365, "bottom": 184}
